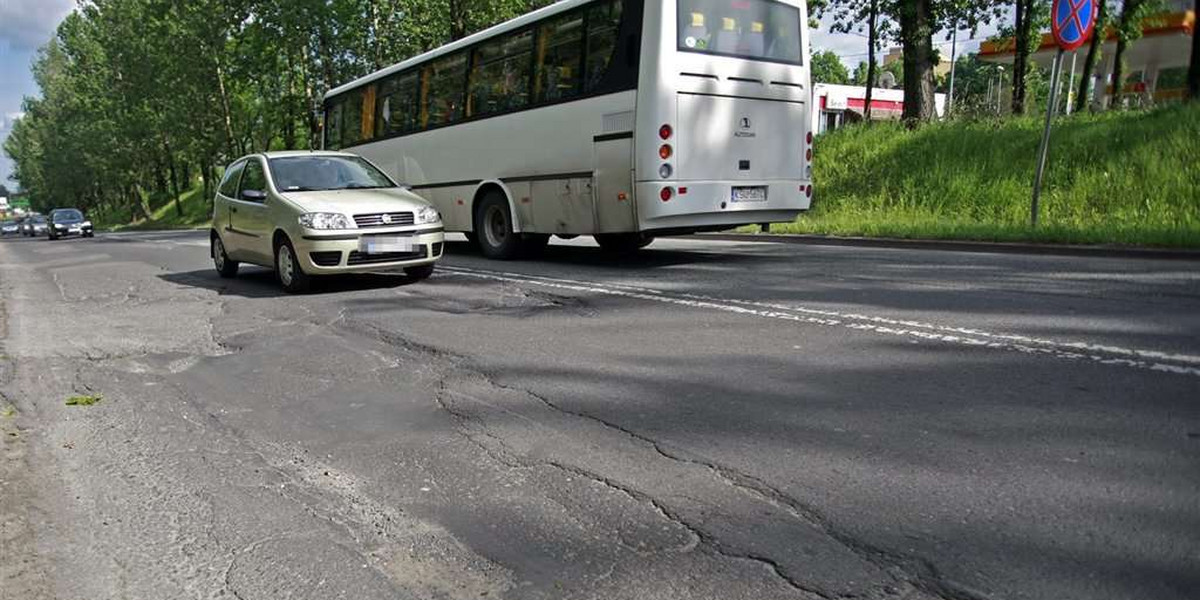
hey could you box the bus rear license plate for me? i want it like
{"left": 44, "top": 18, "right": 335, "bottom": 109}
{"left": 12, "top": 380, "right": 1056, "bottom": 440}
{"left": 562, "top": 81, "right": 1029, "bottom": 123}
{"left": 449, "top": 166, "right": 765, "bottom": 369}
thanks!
{"left": 360, "top": 236, "right": 413, "bottom": 254}
{"left": 732, "top": 187, "right": 768, "bottom": 202}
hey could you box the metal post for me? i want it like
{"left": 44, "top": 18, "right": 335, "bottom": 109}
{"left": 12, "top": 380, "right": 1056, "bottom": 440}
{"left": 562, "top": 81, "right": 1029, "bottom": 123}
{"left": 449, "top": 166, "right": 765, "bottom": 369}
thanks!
{"left": 1032, "top": 49, "right": 1065, "bottom": 228}
{"left": 947, "top": 23, "right": 959, "bottom": 117}
{"left": 1065, "top": 51, "right": 1077, "bottom": 115}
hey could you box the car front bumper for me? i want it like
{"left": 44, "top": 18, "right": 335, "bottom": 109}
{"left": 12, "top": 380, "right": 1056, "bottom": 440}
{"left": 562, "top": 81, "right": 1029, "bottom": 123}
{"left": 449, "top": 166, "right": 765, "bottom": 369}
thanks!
{"left": 294, "top": 227, "right": 445, "bottom": 273}
{"left": 52, "top": 225, "right": 93, "bottom": 236}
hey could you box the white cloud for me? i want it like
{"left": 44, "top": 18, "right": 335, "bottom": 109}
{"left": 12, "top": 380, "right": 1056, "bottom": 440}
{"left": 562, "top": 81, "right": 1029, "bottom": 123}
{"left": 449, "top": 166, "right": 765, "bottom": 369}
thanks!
{"left": 0, "top": 0, "right": 75, "bottom": 52}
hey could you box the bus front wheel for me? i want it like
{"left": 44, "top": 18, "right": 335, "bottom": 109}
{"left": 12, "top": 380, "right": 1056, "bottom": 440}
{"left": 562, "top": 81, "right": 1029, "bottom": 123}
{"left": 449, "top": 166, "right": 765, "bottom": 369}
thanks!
{"left": 474, "top": 192, "right": 524, "bottom": 260}
{"left": 595, "top": 233, "right": 654, "bottom": 254}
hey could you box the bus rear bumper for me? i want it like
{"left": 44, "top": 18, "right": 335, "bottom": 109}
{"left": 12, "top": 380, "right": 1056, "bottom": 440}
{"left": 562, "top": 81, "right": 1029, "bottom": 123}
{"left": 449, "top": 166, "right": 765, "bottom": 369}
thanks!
{"left": 635, "top": 180, "right": 810, "bottom": 233}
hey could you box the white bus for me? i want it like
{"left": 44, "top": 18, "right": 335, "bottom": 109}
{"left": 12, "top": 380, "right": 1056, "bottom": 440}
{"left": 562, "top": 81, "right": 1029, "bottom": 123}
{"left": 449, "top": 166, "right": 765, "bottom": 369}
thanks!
{"left": 323, "top": 0, "right": 813, "bottom": 259}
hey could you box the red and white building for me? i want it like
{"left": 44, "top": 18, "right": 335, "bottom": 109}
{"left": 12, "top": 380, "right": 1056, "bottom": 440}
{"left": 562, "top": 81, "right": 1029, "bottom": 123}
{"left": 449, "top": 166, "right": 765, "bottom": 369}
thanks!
{"left": 812, "top": 83, "right": 947, "bottom": 134}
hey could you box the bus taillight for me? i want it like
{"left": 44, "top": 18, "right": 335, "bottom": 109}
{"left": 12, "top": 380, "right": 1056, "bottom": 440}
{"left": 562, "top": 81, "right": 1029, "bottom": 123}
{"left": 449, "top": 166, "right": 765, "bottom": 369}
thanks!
{"left": 807, "top": 131, "right": 813, "bottom": 145}
{"left": 806, "top": 148, "right": 812, "bottom": 162}
{"left": 806, "top": 185, "right": 813, "bottom": 198}
{"left": 659, "top": 144, "right": 673, "bottom": 160}
{"left": 660, "top": 124, "right": 673, "bottom": 140}
{"left": 660, "top": 187, "right": 674, "bottom": 202}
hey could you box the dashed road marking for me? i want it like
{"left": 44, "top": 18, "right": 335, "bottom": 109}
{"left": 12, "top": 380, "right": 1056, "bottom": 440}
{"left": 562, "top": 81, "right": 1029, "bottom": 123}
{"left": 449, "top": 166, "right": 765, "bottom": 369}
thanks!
{"left": 440, "top": 265, "right": 1200, "bottom": 378}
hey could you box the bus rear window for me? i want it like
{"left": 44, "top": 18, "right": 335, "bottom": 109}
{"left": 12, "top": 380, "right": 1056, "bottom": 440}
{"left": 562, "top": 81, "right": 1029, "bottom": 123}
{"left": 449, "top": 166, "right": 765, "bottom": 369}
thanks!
{"left": 677, "top": 0, "right": 802, "bottom": 65}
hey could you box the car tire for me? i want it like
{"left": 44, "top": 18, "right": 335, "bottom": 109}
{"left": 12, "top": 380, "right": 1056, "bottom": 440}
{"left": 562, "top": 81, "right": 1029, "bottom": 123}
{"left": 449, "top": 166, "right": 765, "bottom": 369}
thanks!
{"left": 405, "top": 264, "right": 435, "bottom": 281}
{"left": 473, "top": 192, "right": 525, "bottom": 260}
{"left": 595, "top": 233, "right": 654, "bottom": 254}
{"left": 212, "top": 234, "right": 239, "bottom": 279}
{"left": 274, "top": 237, "right": 311, "bottom": 294}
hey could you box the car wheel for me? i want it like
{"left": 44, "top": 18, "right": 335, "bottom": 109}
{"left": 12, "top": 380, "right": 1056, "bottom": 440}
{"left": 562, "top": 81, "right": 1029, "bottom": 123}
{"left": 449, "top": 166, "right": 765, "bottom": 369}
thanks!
{"left": 595, "top": 233, "right": 654, "bottom": 254}
{"left": 405, "top": 264, "right": 435, "bottom": 281}
{"left": 47, "top": 232, "right": 57, "bottom": 241}
{"left": 212, "top": 235, "right": 239, "bottom": 278}
{"left": 274, "top": 237, "right": 311, "bottom": 294}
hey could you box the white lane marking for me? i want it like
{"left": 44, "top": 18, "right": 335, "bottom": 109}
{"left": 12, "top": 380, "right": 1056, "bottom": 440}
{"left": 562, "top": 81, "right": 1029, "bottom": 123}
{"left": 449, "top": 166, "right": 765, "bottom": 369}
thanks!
{"left": 439, "top": 265, "right": 1200, "bottom": 378}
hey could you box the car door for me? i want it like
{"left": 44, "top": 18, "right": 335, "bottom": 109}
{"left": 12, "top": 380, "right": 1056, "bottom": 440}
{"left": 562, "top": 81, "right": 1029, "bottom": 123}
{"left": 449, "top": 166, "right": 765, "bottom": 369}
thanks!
{"left": 232, "top": 157, "right": 274, "bottom": 264}
{"left": 216, "top": 159, "right": 247, "bottom": 256}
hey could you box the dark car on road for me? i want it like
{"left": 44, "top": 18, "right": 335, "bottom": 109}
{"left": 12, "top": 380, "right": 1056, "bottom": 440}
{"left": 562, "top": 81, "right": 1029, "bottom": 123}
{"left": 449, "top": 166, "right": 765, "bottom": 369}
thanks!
{"left": 23, "top": 215, "right": 48, "bottom": 237}
{"left": 47, "top": 208, "right": 94, "bottom": 240}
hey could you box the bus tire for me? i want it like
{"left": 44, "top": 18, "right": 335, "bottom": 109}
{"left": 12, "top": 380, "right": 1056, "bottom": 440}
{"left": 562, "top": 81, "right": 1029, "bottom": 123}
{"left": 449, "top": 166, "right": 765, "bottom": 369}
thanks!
{"left": 473, "top": 192, "right": 523, "bottom": 260}
{"left": 595, "top": 233, "right": 654, "bottom": 254}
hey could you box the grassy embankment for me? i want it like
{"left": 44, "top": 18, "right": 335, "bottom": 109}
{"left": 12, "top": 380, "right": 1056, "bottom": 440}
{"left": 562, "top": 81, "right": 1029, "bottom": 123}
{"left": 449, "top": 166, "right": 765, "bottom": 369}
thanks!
{"left": 771, "top": 102, "right": 1200, "bottom": 247}
{"left": 99, "top": 181, "right": 212, "bottom": 231}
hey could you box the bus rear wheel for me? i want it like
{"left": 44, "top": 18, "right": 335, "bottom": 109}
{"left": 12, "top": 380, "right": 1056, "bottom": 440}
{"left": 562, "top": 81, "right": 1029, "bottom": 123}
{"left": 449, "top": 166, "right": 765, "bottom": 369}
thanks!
{"left": 595, "top": 233, "right": 654, "bottom": 254}
{"left": 474, "top": 192, "right": 526, "bottom": 260}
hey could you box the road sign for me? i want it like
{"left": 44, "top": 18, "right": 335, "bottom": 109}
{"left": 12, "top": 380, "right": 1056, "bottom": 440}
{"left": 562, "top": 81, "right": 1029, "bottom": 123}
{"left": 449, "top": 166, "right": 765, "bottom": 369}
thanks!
{"left": 1051, "top": 0, "right": 1097, "bottom": 52}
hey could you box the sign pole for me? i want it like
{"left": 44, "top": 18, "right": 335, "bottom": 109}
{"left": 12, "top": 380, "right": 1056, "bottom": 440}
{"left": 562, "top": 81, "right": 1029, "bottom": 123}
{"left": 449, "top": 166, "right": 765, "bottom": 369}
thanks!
{"left": 1032, "top": 48, "right": 1065, "bottom": 227}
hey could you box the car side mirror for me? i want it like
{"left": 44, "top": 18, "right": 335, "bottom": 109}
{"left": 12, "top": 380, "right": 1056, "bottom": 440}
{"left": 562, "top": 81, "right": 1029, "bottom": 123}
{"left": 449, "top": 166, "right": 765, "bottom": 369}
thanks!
{"left": 241, "top": 189, "right": 267, "bottom": 202}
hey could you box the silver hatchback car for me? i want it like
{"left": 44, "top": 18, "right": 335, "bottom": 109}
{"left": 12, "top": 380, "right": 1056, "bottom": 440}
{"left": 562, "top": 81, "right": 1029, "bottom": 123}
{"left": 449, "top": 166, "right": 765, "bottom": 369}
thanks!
{"left": 211, "top": 152, "right": 444, "bottom": 293}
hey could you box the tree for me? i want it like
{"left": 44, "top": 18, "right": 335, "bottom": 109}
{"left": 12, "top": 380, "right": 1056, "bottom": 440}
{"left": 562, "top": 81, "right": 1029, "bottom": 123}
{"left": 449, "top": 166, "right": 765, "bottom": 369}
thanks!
{"left": 1190, "top": 0, "right": 1199, "bottom": 101}
{"left": 811, "top": 50, "right": 852, "bottom": 84}
{"left": 1010, "top": 0, "right": 1034, "bottom": 114}
{"left": 1110, "top": 0, "right": 1156, "bottom": 109}
{"left": 817, "top": 0, "right": 896, "bottom": 120}
{"left": 893, "top": 0, "right": 1005, "bottom": 125}
{"left": 1075, "top": 0, "right": 1110, "bottom": 112}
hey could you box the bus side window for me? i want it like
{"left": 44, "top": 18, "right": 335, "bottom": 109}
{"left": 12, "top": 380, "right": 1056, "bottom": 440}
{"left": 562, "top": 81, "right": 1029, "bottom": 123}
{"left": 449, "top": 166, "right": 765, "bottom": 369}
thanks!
{"left": 535, "top": 11, "right": 584, "bottom": 104}
{"left": 377, "top": 71, "right": 421, "bottom": 137}
{"left": 426, "top": 52, "right": 468, "bottom": 127}
{"left": 325, "top": 102, "right": 344, "bottom": 150}
{"left": 342, "top": 88, "right": 364, "bottom": 147}
{"left": 584, "top": 0, "right": 623, "bottom": 92}
{"left": 469, "top": 27, "right": 533, "bottom": 118}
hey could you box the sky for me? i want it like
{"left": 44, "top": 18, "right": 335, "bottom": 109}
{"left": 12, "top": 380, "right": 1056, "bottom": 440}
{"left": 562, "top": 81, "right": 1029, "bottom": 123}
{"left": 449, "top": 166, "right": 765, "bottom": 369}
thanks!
{"left": 0, "top": 0, "right": 75, "bottom": 191}
{"left": 0, "top": 1, "right": 1002, "bottom": 192}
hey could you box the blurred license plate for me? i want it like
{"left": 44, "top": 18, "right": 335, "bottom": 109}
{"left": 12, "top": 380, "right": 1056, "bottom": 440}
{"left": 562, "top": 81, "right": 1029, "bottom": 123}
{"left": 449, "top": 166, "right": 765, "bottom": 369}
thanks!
{"left": 360, "top": 235, "right": 413, "bottom": 254}
{"left": 69, "top": 227, "right": 81, "bottom": 233}
{"left": 731, "top": 186, "right": 768, "bottom": 202}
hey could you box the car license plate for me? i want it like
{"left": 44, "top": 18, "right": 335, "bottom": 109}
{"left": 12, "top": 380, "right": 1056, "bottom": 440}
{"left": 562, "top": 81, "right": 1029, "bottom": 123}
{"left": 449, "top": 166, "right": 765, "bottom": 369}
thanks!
{"left": 69, "top": 227, "right": 81, "bottom": 233}
{"left": 731, "top": 186, "right": 768, "bottom": 202}
{"left": 360, "top": 235, "right": 413, "bottom": 254}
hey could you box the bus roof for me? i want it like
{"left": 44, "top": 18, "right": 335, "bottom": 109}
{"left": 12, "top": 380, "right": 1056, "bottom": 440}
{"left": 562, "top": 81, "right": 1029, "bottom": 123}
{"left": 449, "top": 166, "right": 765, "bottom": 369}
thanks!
{"left": 325, "top": 0, "right": 595, "bottom": 101}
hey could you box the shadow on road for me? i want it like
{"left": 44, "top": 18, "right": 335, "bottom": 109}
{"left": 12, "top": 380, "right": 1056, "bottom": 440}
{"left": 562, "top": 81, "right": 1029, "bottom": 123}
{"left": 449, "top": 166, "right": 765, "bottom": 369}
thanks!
{"left": 160, "top": 268, "right": 420, "bottom": 299}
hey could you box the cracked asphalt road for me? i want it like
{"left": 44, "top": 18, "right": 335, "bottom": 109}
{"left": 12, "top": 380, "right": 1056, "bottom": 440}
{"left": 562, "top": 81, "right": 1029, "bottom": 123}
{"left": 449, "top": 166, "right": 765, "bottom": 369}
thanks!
{"left": 1, "top": 230, "right": 1197, "bottom": 600}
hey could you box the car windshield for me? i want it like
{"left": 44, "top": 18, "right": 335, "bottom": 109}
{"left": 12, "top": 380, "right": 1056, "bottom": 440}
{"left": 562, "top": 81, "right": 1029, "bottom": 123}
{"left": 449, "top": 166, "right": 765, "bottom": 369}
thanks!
{"left": 33, "top": 217, "right": 46, "bottom": 224}
{"left": 2, "top": 221, "right": 14, "bottom": 227}
{"left": 268, "top": 155, "right": 396, "bottom": 193}
{"left": 54, "top": 210, "right": 84, "bottom": 221}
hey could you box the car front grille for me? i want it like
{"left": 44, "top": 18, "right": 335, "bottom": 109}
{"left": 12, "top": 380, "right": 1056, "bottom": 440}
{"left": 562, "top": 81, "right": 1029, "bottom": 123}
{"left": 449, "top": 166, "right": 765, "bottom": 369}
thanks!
{"left": 309, "top": 251, "right": 342, "bottom": 267}
{"left": 347, "top": 247, "right": 429, "bottom": 266}
{"left": 353, "top": 212, "right": 415, "bottom": 228}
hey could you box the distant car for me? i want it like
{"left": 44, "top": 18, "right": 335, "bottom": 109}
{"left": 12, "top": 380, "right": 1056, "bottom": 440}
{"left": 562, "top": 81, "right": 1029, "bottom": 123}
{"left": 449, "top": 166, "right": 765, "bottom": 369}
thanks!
{"left": 1, "top": 221, "right": 19, "bottom": 236}
{"left": 47, "top": 208, "right": 94, "bottom": 240}
{"left": 210, "top": 151, "right": 444, "bottom": 293}
{"left": 24, "top": 216, "right": 48, "bottom": 237}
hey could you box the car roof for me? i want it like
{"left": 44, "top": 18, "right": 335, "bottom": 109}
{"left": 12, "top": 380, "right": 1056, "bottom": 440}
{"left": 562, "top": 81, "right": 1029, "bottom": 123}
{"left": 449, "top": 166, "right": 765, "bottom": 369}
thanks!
{"left": 248, "top": 151, "right": 358, "bottom": 160}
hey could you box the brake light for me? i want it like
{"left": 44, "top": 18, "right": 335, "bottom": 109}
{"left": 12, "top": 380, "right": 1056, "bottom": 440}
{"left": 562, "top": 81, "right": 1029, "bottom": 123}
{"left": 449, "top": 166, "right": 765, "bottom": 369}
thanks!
{"left": 660, "top": 187, "right": 674, "bottom": 202}
{"left": 660, "top": 124, "right": 673, "bottom": 140}
{"left": 806, "top": 148, "right": 813, "bottom": 162}
{"left": 659, "top": 144, "right": 673, "bottom": 160}
{"left": 806, "top": 131, "right": 813, "bottom": 145}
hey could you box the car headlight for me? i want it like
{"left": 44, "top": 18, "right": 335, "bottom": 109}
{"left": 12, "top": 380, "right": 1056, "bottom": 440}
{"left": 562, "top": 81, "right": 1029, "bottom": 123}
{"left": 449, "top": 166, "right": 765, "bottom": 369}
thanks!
{"left": 298, "top": 213, "right": 353, "bottom": 230}
{"left": 416, "top": 206, "right": 441, "bottom": 225}
{"left": 54, "top": 224, "right": 66, "bottom": 229}
{"left": 81, "top": 221, "right": 92, "bottom": 228}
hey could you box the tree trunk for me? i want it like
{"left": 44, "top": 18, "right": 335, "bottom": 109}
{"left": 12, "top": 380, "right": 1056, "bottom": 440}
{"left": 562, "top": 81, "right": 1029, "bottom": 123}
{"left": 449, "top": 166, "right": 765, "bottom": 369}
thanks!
{"left": 1189, "top": 0, "right": 1199, "bottom": 101}
{"left": 1076, "top": 0, "right": 1107, "bottom": 112}
{"left": 449, "top": 0, "right": 468, "bottom": 41}
{"left": 1111, "top": 0, "right": 1143, "bottom": 110}
{"left": 164, "top": 139, "right": 183, "bottom": 218}
{"left": 899, "top": 0, "right": 936, "bottom": 125}
{"left": 214, "top": 59, "right": 239, "bottom": 157}
{"left": 864, "top": 0, "right": 879, "bottom": 122}
{"left": 1011, "top": 0, "right": 1033, "bottom": 114}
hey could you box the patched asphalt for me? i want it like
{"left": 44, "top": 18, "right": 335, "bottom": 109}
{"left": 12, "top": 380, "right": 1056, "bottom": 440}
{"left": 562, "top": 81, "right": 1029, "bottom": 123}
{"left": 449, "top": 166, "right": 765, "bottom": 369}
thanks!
{"left": 1, "top": 230, "right": 1197, "bottom": 600}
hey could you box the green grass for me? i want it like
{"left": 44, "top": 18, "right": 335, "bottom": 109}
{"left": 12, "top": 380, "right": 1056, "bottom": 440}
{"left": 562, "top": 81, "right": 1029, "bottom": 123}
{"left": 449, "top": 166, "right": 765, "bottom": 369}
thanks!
{"left": 65, "top": 394, "right": 103, "bottom": 406}
{"left": 770, "top": 103, "right": 1200, "bottom": 247}
{"left": 100, "top": 181, "right": 212, "bottom": 231}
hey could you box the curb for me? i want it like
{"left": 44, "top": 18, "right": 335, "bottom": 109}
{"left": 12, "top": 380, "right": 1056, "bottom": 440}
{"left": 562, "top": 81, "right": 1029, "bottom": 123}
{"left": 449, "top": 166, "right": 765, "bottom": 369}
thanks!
{"left": 697, "top": 233, "right": 1200, "bottom": 261}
